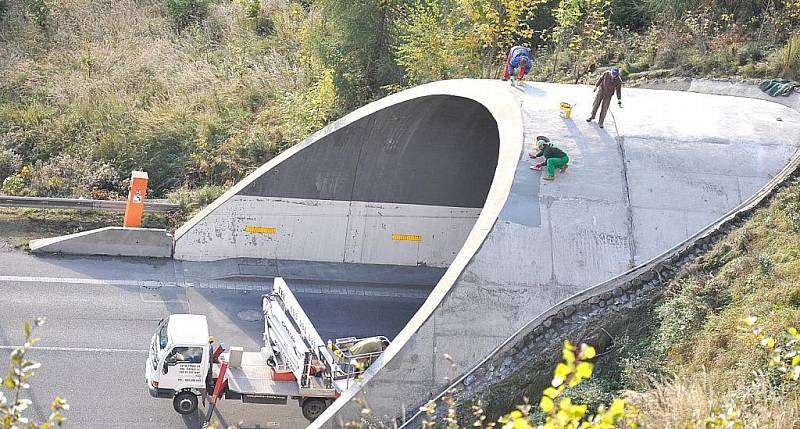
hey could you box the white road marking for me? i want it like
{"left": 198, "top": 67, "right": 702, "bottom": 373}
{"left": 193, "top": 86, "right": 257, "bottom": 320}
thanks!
{"left": 0, "top": 275, "right": 177, "bottom": 288}
{"left": 0, "top": 345, "right": 148, "bottom": 353}
{"left": 0, "top": 275, "right": 429, "bottom": 298}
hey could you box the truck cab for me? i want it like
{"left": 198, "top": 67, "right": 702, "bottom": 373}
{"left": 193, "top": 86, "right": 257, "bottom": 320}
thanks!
{"left": 145, "top": 278, "right": 391, "bottom": 422}
{"left": 145, "top": 314, "right": 211, "bottom": 414}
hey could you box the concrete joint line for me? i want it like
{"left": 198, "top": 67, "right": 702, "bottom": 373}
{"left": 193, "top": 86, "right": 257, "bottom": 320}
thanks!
{"left": 615, "top": 135, "right": 637, "bottom": 267}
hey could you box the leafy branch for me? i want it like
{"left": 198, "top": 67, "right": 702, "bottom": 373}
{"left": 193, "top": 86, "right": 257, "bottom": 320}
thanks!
{"left": 0, "top": 318, "right": 69, "bottom": 429}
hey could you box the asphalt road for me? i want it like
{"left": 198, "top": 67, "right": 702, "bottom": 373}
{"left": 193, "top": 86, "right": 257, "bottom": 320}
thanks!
{"left": 0, "top": 252, "right": 427, "bottom": 428}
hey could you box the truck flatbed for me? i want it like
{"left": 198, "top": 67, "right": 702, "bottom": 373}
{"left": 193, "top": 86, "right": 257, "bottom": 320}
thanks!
{"left": 221, "top": 352, "right": 299, "bottom": 396}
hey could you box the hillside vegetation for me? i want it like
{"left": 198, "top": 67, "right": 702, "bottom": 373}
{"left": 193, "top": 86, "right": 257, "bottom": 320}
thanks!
{"left": 550, "top": 180, "right": 800, "bottom": 428}
{"left": 1, "top": 0, "right": 799, "bottom": 205}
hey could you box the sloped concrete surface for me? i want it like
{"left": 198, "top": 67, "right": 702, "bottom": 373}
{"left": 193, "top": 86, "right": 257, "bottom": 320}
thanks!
{"left": 312, "top": 81, "right": 800, "bottom": 427}
{"left": 402, "top": 81, "right": 800, "bottom": 425}
{"left": 29, "top": 227, "right": 173, "bottom": 258}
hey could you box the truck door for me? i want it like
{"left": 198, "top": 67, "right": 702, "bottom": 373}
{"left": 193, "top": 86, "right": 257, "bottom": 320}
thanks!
{"left": 161, "top": 346, "right": 206, "bottom": 390}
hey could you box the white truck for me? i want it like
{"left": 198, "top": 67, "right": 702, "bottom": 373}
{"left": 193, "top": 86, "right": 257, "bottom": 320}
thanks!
{"left": 145, "top": 277, "right": 389, "bottom": 422}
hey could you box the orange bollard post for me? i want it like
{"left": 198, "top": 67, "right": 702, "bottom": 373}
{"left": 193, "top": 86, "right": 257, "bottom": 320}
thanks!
{"left": 123, "top": 171, "right": 148, "bottom": 228}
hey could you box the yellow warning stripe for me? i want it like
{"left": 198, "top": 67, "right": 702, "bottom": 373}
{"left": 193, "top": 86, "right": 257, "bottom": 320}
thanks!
{"left": 392, "top": 234, "right": 422, "bottom": 242}
{"left": 244, "top": 226, "right": 277, "bottom": 234}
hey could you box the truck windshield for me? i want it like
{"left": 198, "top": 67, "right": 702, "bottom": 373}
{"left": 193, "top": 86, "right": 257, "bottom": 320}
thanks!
{"left": 158, "top": 321, "right": 168, "bottom": 350}
{"left": 152, "top": 320, "right": 169, "bottom": 371}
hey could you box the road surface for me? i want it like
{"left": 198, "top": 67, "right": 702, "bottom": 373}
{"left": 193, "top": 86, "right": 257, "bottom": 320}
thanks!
{"left": 0, "top": 248, "right": 428, "bottom": 428}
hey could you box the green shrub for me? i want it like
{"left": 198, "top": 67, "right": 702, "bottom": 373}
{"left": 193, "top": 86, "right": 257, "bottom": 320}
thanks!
{"left": 195, "top": 184, "right": 225, "bottom": 206}
{"left": 0, "top": 149, "right": 22, "bottom": 182}
{"left": 164, "top": 0, "right": 209, "bottom": 31}
{"left": 610, "top": 0, "right": 649, "bottom": 29}
{"left": 166, "top": 187, "right": 194, "bottom": 213}
{"left": 0, "top": 0, "right": 8, "bottom": 21}
{"left": 241, "top": 0, "right": 273, "bottom": 35}
{"left": 777, "top": 180, "right": 800, "bottom": 231}
{"left": 167, "top": 184, "right": 226, "bottom": 214}
{"left": 642, "top": 0, "right": 696, "bottom": 20}
{"left": 653, "top": 41, "right": 690, "bottom": 70}
{"left": 14, "top": 154, "right": 121, "bottom": 198}
{"left": 656, "top": 278, "right": 711, "bottom": 352}
{"left": 789, "top": 288, "right": 800, "bottom": 308}
{"left": 770, "top": 34, "right": 800, "bottom": 80}
{"left": 1, "top": 174, "right": 25, "bottom": 195}
{"left": 736, "top": 42, "right": 764, "bottom": 66}
{"left": 27, "top": 0, "right": 48, "bottom": 29}
{"left": 1, "top": 318, "right": 70, "bottom": 428}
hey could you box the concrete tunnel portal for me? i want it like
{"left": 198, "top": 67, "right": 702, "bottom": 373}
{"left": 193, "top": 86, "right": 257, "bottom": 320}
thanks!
{"left": 173, "top": 78, "right": 800, "bottom": 427}
{"left": 174, "top": 94, "right": 502, "bottom": 269}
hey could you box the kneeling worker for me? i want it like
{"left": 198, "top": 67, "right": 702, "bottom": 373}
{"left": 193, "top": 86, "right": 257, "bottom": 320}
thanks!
{"left": 529, "top": 136, "right": 569, "bottom": 181}
{"left": 503, "top": 46, "right": 532, "bottom": 86}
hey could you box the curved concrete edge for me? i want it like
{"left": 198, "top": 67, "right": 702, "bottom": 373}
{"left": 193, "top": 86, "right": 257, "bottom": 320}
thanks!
{"left": 304, "top": 82, "right": 524, "bottom": 427}
{"left": 635, "top": 77, "right": 800, "bottom": 111}
{"left": 173, "top": 79, "right": 522, "bottom": 246}
{"left": 404, "top": 79, "right": 800, "bottom": 423}
{"left": 29, "top": 227, "right": 173, "bottom": 258}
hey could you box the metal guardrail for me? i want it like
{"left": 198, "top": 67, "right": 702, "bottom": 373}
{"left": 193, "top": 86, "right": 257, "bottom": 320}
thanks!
{"left": 0, "top": 195, "right": 180, "bottom": 213}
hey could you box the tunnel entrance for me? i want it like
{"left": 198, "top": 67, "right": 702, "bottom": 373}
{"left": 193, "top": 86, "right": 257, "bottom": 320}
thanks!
{"left": 174, "top": 95, "right": 501, "bottom": 268}
{"left": 241, "top": 95, "right": 500, "bottom": 209}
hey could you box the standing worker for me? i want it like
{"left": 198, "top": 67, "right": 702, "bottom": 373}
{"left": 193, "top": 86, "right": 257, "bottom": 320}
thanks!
{"left": 529, "top": 136, "right": 569, "bottom": 181}
{"left": 586, "top": 66, "right": 623, "bottom": 128}
{"left": 503, "top": 46, "right": 532, "bottom": 86}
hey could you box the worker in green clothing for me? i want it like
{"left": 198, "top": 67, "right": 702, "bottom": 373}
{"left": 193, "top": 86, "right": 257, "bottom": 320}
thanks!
{"left": 529, "top": 136, "right": 569, "bottom": 181}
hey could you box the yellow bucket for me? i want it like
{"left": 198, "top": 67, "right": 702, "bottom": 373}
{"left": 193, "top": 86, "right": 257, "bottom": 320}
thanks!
{"left": 560, "top": 102, "right": 573, "bottom": 119}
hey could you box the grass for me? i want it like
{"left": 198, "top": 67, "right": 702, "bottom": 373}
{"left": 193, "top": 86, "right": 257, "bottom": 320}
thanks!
{"left": 0, "top": 0, "right": 333, "bottom": 197}
{"left": 569, "top": 180, "right": 800, "bottom": 428}
{"left": 629, "top": 373, "right": 800, "bottom": 429}
{"left": 0, "top": 208, "right": 169, "bottom": 249}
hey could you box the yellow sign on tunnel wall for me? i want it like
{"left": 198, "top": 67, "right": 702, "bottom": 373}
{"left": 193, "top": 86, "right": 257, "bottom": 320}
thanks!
{"left": 244, "top": 226, "right": 277, "bottom": 234}
{"left": 392, "top": 234, "right": 422, "bottom": 242}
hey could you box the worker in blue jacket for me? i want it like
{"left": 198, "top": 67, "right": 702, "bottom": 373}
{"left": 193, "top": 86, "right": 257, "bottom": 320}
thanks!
{"left": 503, "top": 46, "right": 532, "bottom": 86}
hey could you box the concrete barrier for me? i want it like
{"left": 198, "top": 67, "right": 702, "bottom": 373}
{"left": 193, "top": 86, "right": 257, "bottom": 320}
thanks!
{"left": 29, "top": 227, "right": 173, "bottom": 258}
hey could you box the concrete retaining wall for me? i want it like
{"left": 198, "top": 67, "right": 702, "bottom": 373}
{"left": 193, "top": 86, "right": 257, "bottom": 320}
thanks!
{"left": 175, "top": 197, "right": 480, "bottom": 266}
{"left": 401, "top": 80, "right": 800, "bottom": 425}
{"left": 29, "top": 227, "right": 173, "bottom": 258}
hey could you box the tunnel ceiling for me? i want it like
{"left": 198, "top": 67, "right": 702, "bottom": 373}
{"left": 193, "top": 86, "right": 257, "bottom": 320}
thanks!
{"left": 240, "top": 95, "right": 501, "bottom": 208}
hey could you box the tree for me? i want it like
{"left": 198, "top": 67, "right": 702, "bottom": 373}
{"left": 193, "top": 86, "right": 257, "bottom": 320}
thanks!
{"left": 550, "top": 0, "right": 611, "bottom": 83}
{"left": 455, "top": 0, "right": 548, "bottom": 77}
{"left": 395, "top": 0, "right": 474, "bottom": 84}
{"left": 394, "top": 0, "right": 550, "bottom": 83}
{"left": 312, "top": 0, "right": 406, "bottom": 108}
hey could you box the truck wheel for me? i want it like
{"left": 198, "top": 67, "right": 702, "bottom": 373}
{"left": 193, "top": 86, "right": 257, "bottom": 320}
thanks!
{"left": 173, "top": 392, "right": 198, "bottom": 415}
{"left": 302, "top": 398, "right": 327, "bottom": 421}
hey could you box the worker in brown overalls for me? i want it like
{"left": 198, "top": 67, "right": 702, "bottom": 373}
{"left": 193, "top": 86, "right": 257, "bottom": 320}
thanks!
{"left": 586, "top": 66, "right": 622, "bottom": 129}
